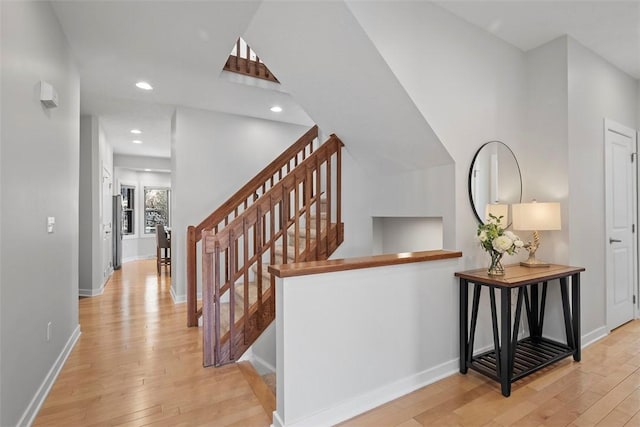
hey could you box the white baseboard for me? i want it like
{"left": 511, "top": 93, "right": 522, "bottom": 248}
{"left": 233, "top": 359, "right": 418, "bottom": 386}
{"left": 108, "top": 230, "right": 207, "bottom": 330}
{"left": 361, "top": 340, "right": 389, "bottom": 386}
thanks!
{"left": 272, "top": 411, "right": 285, "bottom": 427}
{"left": 239, "top": 348, "right": 275, "bottom": 375}
{"left": 281, "top": 358, "right": 459, "bottom": 427}
{"left": 170, "top": 288, "right": 201, "bottom": 305}
{"left": 170, "top": 287, "right": 185, "bottom": 304}
{"left": 582, "top": 326, "right": 608, "bottom": 348}
{"left": 18, "top": 325, "right": 81, "bottom": 427}
{"left": 274, "top": 324, "right": 612, "bottom": 426}
{"left": 252, "top": 354, "right": 276, "bottom": 375}
{"left": 78, "top": 281, "right": 106, "bottom": 297}
{"left": 122, "top": 255, "right": 155, "bottom": 263}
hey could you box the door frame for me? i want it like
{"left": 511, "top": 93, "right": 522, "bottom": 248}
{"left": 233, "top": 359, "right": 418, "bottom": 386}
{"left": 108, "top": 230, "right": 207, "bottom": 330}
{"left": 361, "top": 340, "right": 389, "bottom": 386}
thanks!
{"left": 604, "top": 118, "right": 639, "bottom": 331}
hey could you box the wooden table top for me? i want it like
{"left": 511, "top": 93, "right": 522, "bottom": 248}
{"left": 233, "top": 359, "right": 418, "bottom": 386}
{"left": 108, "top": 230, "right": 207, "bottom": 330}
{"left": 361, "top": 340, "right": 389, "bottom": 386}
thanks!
{"left": 455, "top": 264, "right": 585, "bottom": 288}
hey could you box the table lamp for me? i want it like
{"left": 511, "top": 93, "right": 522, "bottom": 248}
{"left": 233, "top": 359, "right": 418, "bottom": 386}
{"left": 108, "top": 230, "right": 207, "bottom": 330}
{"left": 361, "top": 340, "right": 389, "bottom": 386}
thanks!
{"left": 485, "top": 203, "right": 509, "bottom": 225}
{"left": 512, "top": 201, "right": 561, "bottom": 267}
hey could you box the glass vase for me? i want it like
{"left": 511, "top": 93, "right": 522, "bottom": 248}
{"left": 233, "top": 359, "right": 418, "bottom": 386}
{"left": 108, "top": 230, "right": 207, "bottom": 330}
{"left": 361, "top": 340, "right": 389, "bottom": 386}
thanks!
{"left": 488, "top": 251, "right": 505, "bottom": 276}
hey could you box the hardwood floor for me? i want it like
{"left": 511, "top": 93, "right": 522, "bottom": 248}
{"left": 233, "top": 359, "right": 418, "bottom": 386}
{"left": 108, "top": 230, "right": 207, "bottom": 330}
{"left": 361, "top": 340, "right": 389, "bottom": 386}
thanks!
{"left": 342, "top": 320, "right": 640, "bottom": 427}
{"left": 35, "top": 260, "right": 640, "bottom": 426}
{"left": 34, "top": 260, "right": 271, "bottom": 427}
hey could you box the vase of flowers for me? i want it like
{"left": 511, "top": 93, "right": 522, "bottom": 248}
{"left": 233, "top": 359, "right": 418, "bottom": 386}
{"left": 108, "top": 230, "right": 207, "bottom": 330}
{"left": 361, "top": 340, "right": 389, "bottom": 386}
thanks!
{"left": 477, "top": 214, "right": 524, "bottom": 276}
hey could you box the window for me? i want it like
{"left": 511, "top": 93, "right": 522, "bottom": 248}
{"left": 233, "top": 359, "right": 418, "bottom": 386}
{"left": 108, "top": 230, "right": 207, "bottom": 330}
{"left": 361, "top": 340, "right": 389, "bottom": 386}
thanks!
{"left": 121, "top": 185, "right": 135, "bottom": 235}
{"left": 144, "top": 187, "right": 170, "bottom": 234}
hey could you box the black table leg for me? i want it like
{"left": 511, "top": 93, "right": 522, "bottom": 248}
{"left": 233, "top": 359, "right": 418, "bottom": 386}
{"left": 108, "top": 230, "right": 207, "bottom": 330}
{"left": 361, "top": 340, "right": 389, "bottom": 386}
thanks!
{"left": 459, "top": 279, "right": 469, "bottom": 374}
{"left": 489, "top": 287, "right": 501, "bottom": 378}
{"left": 467, "top": 284, "right": 482, "bottom": 367}
{"left": 572, "top": 273, "right": 581, "bottom": 361}
{"left": 530, "top": 284, "right": 539, "bottom": 338}
{"left": 500, "top": 288, "right": 512, "bottom": 397}
{"left": 560, "top": 278, "right": 576, "bottom": 351}
{"left": 510, "top": 288, "right": 524, "bottom": 381}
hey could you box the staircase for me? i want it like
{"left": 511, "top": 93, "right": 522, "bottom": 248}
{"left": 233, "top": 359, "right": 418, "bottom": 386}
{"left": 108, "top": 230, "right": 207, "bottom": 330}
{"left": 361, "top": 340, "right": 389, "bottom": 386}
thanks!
{"left": 186, "top": 125, "right": 344, "bottom": 367}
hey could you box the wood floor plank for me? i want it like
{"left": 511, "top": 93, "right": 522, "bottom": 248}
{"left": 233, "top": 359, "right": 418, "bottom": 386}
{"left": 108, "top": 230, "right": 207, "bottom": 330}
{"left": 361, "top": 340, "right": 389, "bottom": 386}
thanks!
{"left": 34, "top": 259, "right": 640, "bottom": 427}
{"left": 33, "top": 260, "right": 271, "bottom": 427}
{"left": 342, "top": 320, "right": 640, "bottom": 427}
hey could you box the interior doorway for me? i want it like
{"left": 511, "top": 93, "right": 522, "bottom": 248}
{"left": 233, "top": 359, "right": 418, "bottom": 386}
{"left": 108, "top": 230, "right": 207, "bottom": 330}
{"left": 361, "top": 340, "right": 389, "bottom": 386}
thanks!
{"left": 604, "top": 118, "right": 638, "bottom": 331}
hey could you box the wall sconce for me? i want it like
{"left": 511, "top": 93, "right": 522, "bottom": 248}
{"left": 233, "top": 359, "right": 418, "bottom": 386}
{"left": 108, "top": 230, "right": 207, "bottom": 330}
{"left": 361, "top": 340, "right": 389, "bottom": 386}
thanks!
{"left": 512, "top": 201, "right": 561, "bottom": 267}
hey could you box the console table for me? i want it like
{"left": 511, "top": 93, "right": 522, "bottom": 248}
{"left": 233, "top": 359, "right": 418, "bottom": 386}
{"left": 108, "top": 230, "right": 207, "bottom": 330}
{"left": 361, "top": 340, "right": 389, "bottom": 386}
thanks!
{"left": 455, "top": 264, "right": 584, "bottom": 397}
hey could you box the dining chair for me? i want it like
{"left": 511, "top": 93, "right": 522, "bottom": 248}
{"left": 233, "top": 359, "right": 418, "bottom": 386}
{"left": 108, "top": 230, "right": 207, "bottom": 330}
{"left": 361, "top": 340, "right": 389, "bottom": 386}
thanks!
{"left": 156, "top": 224, "right": 171, "bottom": 275}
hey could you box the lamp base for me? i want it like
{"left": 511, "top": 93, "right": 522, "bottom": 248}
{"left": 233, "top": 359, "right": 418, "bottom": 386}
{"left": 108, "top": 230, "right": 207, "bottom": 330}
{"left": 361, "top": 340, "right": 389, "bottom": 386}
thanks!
{"left": 520, "top": 257, "right": 550, "bottom": 268}
{"left": 520, "top": 261, "right": 550, "bottom": 268}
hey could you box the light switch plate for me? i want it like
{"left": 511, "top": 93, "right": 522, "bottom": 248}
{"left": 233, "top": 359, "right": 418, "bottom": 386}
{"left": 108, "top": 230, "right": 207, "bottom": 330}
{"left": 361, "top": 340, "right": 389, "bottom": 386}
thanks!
{"left": 47, "top": 216, "right": 55, "bottom": 233}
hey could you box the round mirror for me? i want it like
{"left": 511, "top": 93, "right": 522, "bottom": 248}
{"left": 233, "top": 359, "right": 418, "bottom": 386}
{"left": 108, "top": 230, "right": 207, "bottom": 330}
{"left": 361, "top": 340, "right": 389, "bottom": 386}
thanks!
{"left": 468, "top": 141, "right": 522, "bottom": 225}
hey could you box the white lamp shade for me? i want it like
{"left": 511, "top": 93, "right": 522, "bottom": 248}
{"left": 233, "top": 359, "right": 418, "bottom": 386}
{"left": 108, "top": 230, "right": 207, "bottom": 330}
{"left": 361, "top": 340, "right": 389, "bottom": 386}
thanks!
{"left": 512, "top": 202, "right": 561, "bottom": 231}
{"left": 485, "top": 203, "right": 509, "bottom": 224}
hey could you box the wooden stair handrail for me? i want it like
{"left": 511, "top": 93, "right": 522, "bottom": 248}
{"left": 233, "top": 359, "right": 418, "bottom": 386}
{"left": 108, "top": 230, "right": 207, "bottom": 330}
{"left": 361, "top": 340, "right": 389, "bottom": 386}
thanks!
{"left": 201, "top": 135, "right": 344, "bottom": 366}
{"left": 187, "top": 125, "right": 318, "bottom": 326}
{"left": 194, "top": 125, "right": 318, "bottom": 235}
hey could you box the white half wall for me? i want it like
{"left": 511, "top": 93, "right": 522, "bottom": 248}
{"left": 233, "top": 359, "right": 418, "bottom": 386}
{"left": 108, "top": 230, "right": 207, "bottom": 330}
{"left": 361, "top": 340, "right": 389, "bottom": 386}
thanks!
{"left": 1, "top": 2, "right": 80, "bottom": 424}
{"left": 275, "top": 258, "right": 462, "bottom": 426}
{"left": 171, "top": 107, "right": 309, "bottom": 302}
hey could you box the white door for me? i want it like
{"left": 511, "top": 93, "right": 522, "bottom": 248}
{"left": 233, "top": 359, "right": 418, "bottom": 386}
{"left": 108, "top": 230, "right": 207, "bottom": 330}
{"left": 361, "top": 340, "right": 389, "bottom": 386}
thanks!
{"left": 604, "top": 119, "right": 637, "bottom": 330}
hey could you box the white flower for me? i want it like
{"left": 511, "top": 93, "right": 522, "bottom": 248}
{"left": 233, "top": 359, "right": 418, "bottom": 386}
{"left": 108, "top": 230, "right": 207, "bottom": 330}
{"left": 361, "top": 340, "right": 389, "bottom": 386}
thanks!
{"left": 478, "top": 230, "right": 488, "bottom": 242}
{"left": 504, "top": 231, "right": 517, "bottom": 240}
{"left": 492, "top": 235, "right": 513, "bottom": 253}
{"left": 514, "top": 239, "right": 524, "bottom": 248}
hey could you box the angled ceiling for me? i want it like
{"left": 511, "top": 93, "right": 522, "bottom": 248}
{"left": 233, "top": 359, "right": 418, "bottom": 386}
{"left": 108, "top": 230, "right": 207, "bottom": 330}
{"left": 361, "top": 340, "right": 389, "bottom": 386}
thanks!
{"left": 52, "top": 1, "right": 640, "bottom": 161}
{"left": 52, "top": 0, "right": 312, "bottom": 159}
{"left": 437, "top": 1, "right": 640, "bottom": 79}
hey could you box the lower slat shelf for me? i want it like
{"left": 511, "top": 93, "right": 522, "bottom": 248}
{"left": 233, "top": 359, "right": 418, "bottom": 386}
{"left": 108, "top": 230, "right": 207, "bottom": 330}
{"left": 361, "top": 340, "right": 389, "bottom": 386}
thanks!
{"left": 469, "top": 337, "right": 573, "bottom": 383}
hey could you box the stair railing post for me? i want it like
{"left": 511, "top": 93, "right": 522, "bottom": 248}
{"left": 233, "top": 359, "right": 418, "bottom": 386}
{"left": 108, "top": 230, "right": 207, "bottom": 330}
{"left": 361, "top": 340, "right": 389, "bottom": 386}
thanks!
{"left": 315, "top": 155, "right": 322, "bottom": 259}
{"left": 202, "top": 232, "right": 215, "bottom": 367}
{"left": 187, "top": 226, "right": 198, "bottom": 327}
{"left": 337, "top": 138, "right": 343, "bottom": 241}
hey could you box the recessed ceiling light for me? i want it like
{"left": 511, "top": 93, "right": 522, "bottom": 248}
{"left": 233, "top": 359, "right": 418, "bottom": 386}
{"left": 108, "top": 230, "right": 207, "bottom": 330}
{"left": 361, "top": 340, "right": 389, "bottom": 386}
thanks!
{"left": 135, "top": 81, "right": 153, "bottom": 90}
{"left": 144, "top": 169, "right": 152, "bottom": 172}
{"left": 132, "top": 140, "right": 143, "bottom": 144}
{"left": 130, "top": 129, "right": 142, "bottom": 134}
{"left": 270, "top": 106, "right": 282, "bottom": 113}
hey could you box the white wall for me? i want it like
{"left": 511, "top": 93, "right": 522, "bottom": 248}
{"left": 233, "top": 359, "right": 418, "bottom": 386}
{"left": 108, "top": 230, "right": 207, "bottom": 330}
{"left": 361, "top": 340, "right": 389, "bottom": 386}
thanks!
{"left": 637, "top": 83, "right": 640, "bottom": 127}
{"left": 368, "top": 164, "right": 456, "bottom": 249}
{"left": 114, "top": 169, "right": 171, "bottom": 262}
{"left": 244, "top": 0, "right": 452, "bottom": 175}
{"left": 113, "top": 154, "right": 171, "bottom": 172}
{"left": 171, "top": 107, "right": 310, "bottom": 302}
{"left": 372, "top": 217, "right": 443, "bottom": 254}
{"left": 78, "top": 116, "right": 114, "bottom": 296}
{"left": 567, "top": 37, "right": 639, "bottom": 335}
{"left": 518, "top": 37, "right": 571, "bottom": 340}
{"left": 347, "top": 1, "right": 527, "bottom": 271}
{"left": 0, "top": 2, "right": 80, "bottom": 425}
{"left": 79, "top": 116, "right": 98, "bottom": 294}
{"left": 346, "top": 2, "right": 527, "bottom": 357}
{"left": 275, "top": 258, "right": 460, "bottom": 426}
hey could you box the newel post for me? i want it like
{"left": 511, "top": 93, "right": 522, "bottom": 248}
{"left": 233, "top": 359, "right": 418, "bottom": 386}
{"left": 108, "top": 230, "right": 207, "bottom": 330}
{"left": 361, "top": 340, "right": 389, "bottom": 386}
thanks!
{"left": 187, "top": 225, "right": 197, "bottom": 327}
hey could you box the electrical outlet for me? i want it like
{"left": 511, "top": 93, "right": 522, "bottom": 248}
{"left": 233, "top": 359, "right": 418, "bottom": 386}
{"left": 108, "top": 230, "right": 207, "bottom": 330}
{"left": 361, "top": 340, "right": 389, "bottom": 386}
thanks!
{"left": 47, "top": 322, "right": 52, "bottom": 342}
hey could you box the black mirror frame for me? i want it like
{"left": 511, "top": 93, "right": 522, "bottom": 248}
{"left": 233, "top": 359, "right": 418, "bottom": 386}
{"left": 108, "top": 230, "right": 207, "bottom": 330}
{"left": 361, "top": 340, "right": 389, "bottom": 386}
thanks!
{"left": 468, "top": 141, "right": 522, "bottom": 225}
